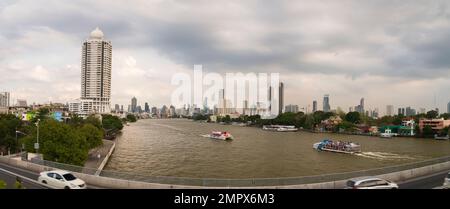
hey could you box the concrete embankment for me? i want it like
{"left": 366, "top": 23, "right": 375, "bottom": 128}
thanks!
{"left": 82, "top": 140, "right": 115, "bottom": 175}
{"left": 1, "top": 155, "right": 450, "bottom": 189}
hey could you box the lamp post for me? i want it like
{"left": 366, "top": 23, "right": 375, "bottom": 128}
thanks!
{"left": 15, "top": 130, "right": 28, "bottom": 153}
{"left": 34, "top": 119, "right": 40, "bottom": 154}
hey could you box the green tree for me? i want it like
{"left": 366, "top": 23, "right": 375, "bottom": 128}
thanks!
{"left": 426, "top": 110, "right": 438, "bottom": 119}
{"left": 84, "top": 115, "right": 102, "bottom": 129}
{"left": 223, "top": 115, "right": 231, "bottom": 124}
{"left": 102, "top": 115, "right": 124, "bottom": 131}
{"left": 126, "top": 114, "right": 137, "bottom": 122}
{"left": 440, "top": 113, "right": 450, "bottom": 120}
{"left": 80, "top": 124, "right": 103, "bottom": 149}
{"left": 422, "top": 125, "right": 434, "bottom": 138}
{"left": 345, "top": 112, "right": 361, "bottom": 124}
{"left": 22, "top": 119, "right": 89, "bottom": 166}
{"left": 0, "top": 180, "right": 6, "bottom": 189}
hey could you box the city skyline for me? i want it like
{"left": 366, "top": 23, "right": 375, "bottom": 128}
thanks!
{"left": 0, "top": 1, "right": 450, "bottom": 112}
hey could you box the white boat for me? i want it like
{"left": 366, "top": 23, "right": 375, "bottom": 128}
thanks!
{"left": 203, "top": 131, "right": 234, "bottom": 140}
{"left": 380, "top": 129, "right": 396, "bottom": 138}
{"left": 262, "top": 125, "right": 298, "bottom": 132}
{"left": 313, "top": 139, "right": 361, "bottom": 154}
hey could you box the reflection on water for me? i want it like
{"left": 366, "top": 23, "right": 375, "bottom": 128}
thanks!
{"left": 104, "top": 119, "right": 450, "bottom": 178}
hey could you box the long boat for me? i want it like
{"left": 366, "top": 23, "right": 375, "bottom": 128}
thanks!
{"left": 313, "top": 139, "right": 361, "bottom": 154}
{"left": 262, "top": 125, "right": 298, "bottom": 132}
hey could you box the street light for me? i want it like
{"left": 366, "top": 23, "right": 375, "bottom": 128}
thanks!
{"left": 34, "top": 119, "right": 40, "bottom": 154}
{"left": 15, "top": 129, "right": 28, "bottom": 153}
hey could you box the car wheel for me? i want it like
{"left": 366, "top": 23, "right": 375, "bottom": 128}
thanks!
{"left": 42, "top": 180, "right": 47, "bottom": 184}
{"left": 64, "top": 186, "right": 70, "bottom": 189}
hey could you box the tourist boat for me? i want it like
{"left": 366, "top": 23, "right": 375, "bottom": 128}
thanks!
{"left": 434, "top": 134, "right": 450, "bottom": 140}
{"left": 313, "top": 139, "right": 361, "bottom": 154}
{"left": 262, "top": 125, "right": 298, "bottom": 132}
{"left": 203, "top": 131, "right": 234, "bottom": 140}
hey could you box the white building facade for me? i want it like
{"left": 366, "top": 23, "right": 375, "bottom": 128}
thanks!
{"left": 72, "top": 27, "right": 112, "bottom": 116}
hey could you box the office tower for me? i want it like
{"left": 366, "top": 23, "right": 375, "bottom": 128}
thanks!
{"left": 17, "top": 99, "right": 27, "bottom": 107}
{"left": 114, "top": 104, "right": 120, "bottom": 112}
{"left": 285, "top": 104, "right": 299, "bottom": 113}
{"left": 313, "top": 100, "right": 317, "bottom": 113}
{"left": 405, "top": 107, "right": 416, "bottom": 116}
{"left": 386, "top": 105, "right": 394, "bottom": 116}
{"left": 0, "top": 92, "right": 10, "bottom": 107}
{"left": 131, "top": 97, "right": 137, "bottom": 113}
{"left": 136, "top": 106, "right": 142, "bottom": 113}
{"left": 279, "top": 82, "right": 284, "bottom": 115}
{"left": 151, "top": 107, "right": 157, "bottom": 115}
{"left": 360, "top": 98, "right": 365, "bottom": 113}
{"left": 323, "top": 94, "right": 330, "bottom": 112}
{"left": 120, "top": 105, "right": 124, "bottom": 112}
{"left": 169, "top": 105, "right": 176, "bottom": 117}
{"left": 448, "top": 101, "right": 450, "bottom": 113}
{"left": 145, "top": 102, "right": 150, "bottom": 113}
{"left": 80, "top": 27, "right": 112, "bottom": 114}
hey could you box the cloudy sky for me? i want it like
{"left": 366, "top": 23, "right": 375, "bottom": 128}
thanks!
{"left": 1, "top": 0, "right": 450, "bottom": 114}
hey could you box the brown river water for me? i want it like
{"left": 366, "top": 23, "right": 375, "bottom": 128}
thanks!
{"left": 104, "top": 119, "right": 450, "bottom": 179}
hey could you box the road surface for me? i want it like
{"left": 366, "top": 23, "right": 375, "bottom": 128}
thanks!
{"left": 398, "top": 169, "right": 449, "bottom": 189}
{"left": 0, "top": 162, "right": 101, "bottom": 189}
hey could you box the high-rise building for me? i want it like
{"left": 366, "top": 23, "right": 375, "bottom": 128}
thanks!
{"left": 75, "top": 27, "right": 112, "bottom": 116}
{"left": 448, "top": 101, "right": 450, "bottom": 114}
{"left": 114, "top": 104, "right": 120, "bottom": 112}
{"left": 16, "top": 99, "right": 27, "bottom": 107}
{"left": 285, "top": 104, "right": 299, "bottom": 113}
{"left": 279, "top": 82, "right": 284, "bottom": 115}
{"left": 81, "top": 28, "right": 112, "bottom": 112}
{"left": 131, "top": 97, "right": 137, "bottom": 113}
{"left": 323, "top": 94, "right": 330, "bottom": 112}
{"left": 120, "top": 105, "right": 124, "bottom": 112}
{"left": 419, "top": 108, "right": 426, "bottom": 114}
{"left": 405, "top": 107, "right": 416, "bottom": 116}
{"left": 136, "top": 106, "right": 142, "bottom": 113}
{"left": 313, "top": 100, "right": 317, "bottom": 113}
{"left": 169, "top": 105, "right": 176, "bottom": 117}
{"left": 386, "top": 105, "right": 394, "bottom": 116}
{"left": 0, "top": 92, "right": 10, "bottom": 107}
{"left": 145, "top": 102, "right": 150, "bottom": 113}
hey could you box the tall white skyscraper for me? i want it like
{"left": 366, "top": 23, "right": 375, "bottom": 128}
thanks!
{"left": 447, "top": 101, "right": 450, "bottom": 114}
{"left": 74, "top": 27, "right": 112, "bottom": 116}
{"left": 323, "top": 94, "right": 330, "bottom": 112}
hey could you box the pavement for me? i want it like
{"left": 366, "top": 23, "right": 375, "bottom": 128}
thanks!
{"left": 82, "top": 139, "right": 114, "bottom": 175}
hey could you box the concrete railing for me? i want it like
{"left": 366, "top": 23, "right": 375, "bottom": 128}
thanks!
{"left": 94, "top": 142, "right": 115, "bottom": 176}
{"left": 1, "top": 155, "right": 450, "bottom": 189}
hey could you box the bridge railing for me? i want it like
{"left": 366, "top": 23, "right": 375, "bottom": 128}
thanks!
{"left": 27, "top": 155, "right": 450, "bottom": 187}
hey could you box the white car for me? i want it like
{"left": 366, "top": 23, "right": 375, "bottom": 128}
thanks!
{"left": 443, "top": 172, "right": 450, "bottom": 188}
{"left": 38, "top": 170, "right": 87, "bottom": 189}
{"left": 346, "top": 177, "right": 399, "bottom": 189}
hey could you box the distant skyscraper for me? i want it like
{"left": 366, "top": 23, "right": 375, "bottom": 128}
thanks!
{"left": 279, "top": 82, "right": 284, "bottom": 115}
{"left": 419, "top": 108, "right": 426, "bottom": 114}
{"left": 360, "top": 98, "right": 365, "bottom": 113}
{"left": 323, "top": 94, "right": 330, "bottom": 112}
{"left": 386, "top": 105, "right": 394, "bottom": 116}
{"left": 114, "top": 104, "right": 120, "bottom": 112}
{"left": 120, "top": 105, "right": 124, "bottom": 112}
{"left": 0, "top": 92, "right": 10, "bottom": 107}
{"left": 131, "top": 97, "right": 137, "bottom": 113}
{"left": 151, "top": 107, "right": 157, "bottom": 116}
{"left": 79, "top": 27, "right": 112, "bottom": 115}
{"left": 448, "top": 101, "right": 450, "bottom": 113}
{"left": 17, "top": 99, "right": 27, "bottom": 107}
{"left": 145, "top": 102, "right": 150, "bottom": 113}
{"left": 313, "top": 100, "right": 317, "bottom": 112}
{"left": 405, "top": 107, "right": 416, "bottom": 116}
{"left": 285, "top": 104, "right": 299, "bottom": 113}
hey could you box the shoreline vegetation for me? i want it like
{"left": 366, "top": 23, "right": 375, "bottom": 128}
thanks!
{"left": 187, "top": 110, "right": 450, "bottom": 139}
{"left": 0, "top": 108, "right": 138, "bottom": 166}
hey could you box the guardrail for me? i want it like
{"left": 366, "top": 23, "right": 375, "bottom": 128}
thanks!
{"left": 26, "top": 155, "right": 450, "bottom": 187}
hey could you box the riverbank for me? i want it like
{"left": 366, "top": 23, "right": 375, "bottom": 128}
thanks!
{"left": 82, "top": 140, "right": 115, "bottom": 175}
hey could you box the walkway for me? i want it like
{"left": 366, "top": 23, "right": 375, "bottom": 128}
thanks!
{"left": 82, "top": 140, "right": 115, "bottom": 175}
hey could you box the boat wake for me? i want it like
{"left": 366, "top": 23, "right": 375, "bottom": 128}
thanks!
{"left": 354, "top": 152, "right": 415, "bottom": 160}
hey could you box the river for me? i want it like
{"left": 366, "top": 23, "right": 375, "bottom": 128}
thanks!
{"left": 104, "top": 119, "right": 450, "bottom": 179}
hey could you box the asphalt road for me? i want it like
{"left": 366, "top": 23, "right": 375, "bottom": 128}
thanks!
{"left": 1, "top": 161, "right": 449, "bottom": 189}
{"left": 398, "top": 169, "right": 449, "bottom": 189}
{"left": 0, "top": 163, "right": 48, "bottom": 189}
{"left": 0, "top": 162, "right": 101, "bottom": 189}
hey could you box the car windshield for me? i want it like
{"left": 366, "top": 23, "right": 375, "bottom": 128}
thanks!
{"left": 447, "top": 173, "right": 450, "bottom": 179}
{"left": 63, "top": 173, "right": 77, "bottom": 181}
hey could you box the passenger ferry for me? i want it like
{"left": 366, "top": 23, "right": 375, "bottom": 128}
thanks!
{"left": 313, "top": 139, "right": 361, "bottom": 154}
{"left": 262, "top": 125, "right": 298, "bottom": 132}
{"left": 203, "top": 131, "right": 234, "bottom": 140}
{"left": 380, "top": 129, "right": 397, "bottom": 138}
